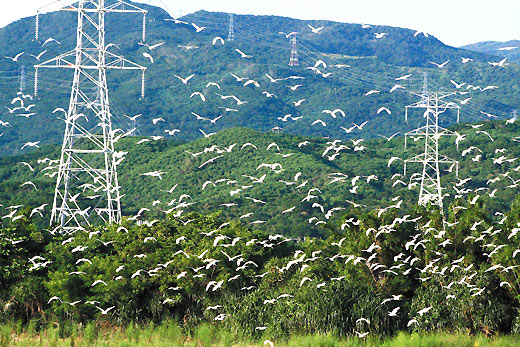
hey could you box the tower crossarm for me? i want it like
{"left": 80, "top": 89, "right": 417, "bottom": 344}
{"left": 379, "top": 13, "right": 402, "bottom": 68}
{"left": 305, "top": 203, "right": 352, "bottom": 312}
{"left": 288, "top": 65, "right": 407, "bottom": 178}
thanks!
{"left": 408, "top": 90, "right": 459, "bottom": 100}
{"left": 406, "top": 99, "right": 459, "bottom": 111}
{"left": 35, "top": 51, "right": 146, "bottom": 71}
{"left": 34, "top": 50, "right": 77, "bottom": 69}
{"left": 62, "top": 1, "right": 147, "bottom": 14}
{"left": 404, "top": 153, "right": 458, "bottom": 166}
{"left": 105, "top": 52, "right": 147, "bottom": 70}
{"left": 405, "top": 125, "right": 456, "bottom": 138}
{"left": 405, "top": 91, "right": 460, "bottom": 123}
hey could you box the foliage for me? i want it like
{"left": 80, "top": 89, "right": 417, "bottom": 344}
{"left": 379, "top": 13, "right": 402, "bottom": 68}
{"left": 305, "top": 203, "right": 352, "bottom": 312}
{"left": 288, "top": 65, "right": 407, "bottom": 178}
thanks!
{"left": 0, "top": 121, "right": 519, "bottom": 237}
{"left": 2, "top": 194, "right": 520, "bottom": 339}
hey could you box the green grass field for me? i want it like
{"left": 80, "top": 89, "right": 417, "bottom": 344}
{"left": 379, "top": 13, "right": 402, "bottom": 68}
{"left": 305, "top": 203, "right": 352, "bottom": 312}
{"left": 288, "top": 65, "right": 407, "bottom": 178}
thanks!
{"left": 1, "top": 321, "right": 519, "bottom": 347}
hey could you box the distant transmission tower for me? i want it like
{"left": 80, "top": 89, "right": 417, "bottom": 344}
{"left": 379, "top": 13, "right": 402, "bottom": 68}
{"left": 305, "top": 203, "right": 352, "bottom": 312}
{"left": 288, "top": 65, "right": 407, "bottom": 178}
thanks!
{"left": 19, "top": 65, "right": 26, "bottom": 92}
{"left": 34, "top": 0, "right": 147, "bottom": 231}
{"left": 403, "top": 75, "right": 460, "bottom": 211}
{"left": 227, "top": 13, "right": 235, "bottom": 41}
{"left": 289, "top": 34, "right": 299, "bottom": 66}
{"left": 35, "top": 11, "right": 40, "bottom": 41}
{"left": 420, "top": 72, "right": 428, "bottom": 106}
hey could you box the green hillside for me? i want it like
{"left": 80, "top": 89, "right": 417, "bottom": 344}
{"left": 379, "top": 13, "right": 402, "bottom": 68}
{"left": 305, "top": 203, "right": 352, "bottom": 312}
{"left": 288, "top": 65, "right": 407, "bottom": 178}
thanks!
{"left": 0, "top": 2, "right": 518, "bottom": 156}
{"left": 1, "top": 121, "right": 519, "bottom": 237}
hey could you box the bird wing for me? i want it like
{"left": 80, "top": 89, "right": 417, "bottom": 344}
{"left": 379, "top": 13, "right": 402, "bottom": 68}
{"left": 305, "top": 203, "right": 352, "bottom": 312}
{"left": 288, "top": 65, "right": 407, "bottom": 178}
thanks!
{"left": 143, "top": 52, "right": 154, "bottom": 63}
{"left": 149, "top": 42, "right": 165, "bottom": 50}
{"left": 212, "top": 37, "right": 224, "bottom": 45}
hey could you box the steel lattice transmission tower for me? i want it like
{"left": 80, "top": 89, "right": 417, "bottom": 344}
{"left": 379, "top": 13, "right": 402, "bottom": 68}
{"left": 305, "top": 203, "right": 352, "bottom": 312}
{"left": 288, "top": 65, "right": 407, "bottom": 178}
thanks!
{"left": 403, "top": 74, "right": 460, "bottom": 211}
{"left": 288, "top": 34, "right": 299, "bottom": 66}
{"left": 19, "top": 65, "right": 26, "bottom": 92}
{"left": 227, "top": 13, "right": 235, "bottom": 41}
{"left": 34, "top": 0, "right": 147, "bottom": 231}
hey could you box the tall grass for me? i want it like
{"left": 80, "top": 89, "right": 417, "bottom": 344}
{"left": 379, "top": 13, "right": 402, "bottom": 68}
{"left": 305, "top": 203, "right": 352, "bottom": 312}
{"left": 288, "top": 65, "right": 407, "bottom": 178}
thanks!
{"left": 0, "top": 323, "right": 12, "bottom": 346}
{"left": 84, "top": 321, "right": 98, "bottom": 344}
{"left": 383, "top": 332, "right": 520, "bottom": 347}
{"left": 2, "top": 321, "right": 520, "bottom": 346}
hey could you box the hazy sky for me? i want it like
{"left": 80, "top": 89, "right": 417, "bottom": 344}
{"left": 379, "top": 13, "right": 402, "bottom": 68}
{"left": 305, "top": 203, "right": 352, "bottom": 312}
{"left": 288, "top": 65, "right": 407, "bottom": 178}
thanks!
{"left": 1, "top": 0, "right": 519, "bottom": 47}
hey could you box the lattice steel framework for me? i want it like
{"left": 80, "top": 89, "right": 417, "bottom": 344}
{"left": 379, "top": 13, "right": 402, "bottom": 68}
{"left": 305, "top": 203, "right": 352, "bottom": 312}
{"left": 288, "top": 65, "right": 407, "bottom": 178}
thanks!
{"left": 404, "top": 86, "right": 460, "bottom": 210}
{"left": 34, "top": 0, "right": 147, "bottom": 231}
{"left": 289, "top": 34, "right": 298, "bottom": 66}
{"left": 227, "top": 13, "right": 235, "bottom": 41}
{"left": 19, "top": 65, "right": 26, "bottom": 92}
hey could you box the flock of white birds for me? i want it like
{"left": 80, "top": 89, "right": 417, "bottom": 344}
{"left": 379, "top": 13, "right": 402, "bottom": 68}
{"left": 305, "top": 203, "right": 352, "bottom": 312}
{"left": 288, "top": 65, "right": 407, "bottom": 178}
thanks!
{"left": 1, "top": 8, "right": 520, "bottom": 343}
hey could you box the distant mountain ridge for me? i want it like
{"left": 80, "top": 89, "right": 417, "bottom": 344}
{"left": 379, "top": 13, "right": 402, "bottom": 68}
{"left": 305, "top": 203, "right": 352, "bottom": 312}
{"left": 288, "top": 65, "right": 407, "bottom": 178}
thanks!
{"left": 181, "top": 10, "right": 495, "bottom": 67}
{"left": 462, "top": 40, "right": 520, "bottom": 62}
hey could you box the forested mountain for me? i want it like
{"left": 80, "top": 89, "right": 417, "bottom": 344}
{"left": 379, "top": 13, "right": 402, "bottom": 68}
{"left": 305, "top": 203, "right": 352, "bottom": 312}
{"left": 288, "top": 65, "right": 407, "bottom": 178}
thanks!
{"left": 463, "top": 40, "right": 520, "bottom": 62}
{"left": 4, "top": 2, "right": 520, "bottom": 341}
{"left": 1, "top": 120, "right": 519, "bottom": 237}
{"left": 0, "top": 1, "right": 518, "bottom": 156}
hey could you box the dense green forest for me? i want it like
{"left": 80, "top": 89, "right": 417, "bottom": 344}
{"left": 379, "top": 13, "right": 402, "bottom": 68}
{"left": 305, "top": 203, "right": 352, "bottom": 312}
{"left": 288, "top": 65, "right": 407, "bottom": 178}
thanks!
{"left": 2, "top": 195, "right": 520, "bottom": 342}
{"left": 0, "top": 1, "right": 518, "bottom": 155}
{"left": 0, "top": 120, "right": 519, "bottom": 237}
